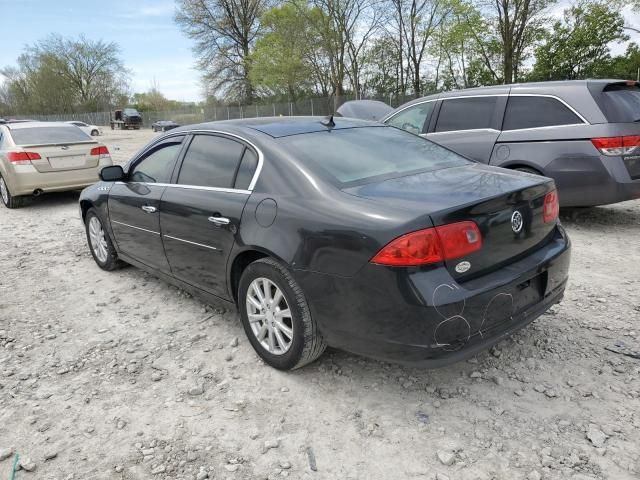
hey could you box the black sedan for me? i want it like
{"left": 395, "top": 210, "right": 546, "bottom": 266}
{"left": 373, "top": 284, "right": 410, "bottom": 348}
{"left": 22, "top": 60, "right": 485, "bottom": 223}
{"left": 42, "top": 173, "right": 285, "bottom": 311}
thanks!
{"left": 152, "top": 120, "right": 180, "bottom": 132}
{"left": 79, "top": 117, "right": 570, "bottom": 370}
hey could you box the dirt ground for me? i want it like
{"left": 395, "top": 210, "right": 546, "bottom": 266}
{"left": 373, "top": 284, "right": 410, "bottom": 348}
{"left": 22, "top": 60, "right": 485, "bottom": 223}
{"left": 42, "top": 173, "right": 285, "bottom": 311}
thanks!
{"left": 0, "top": 129, "right": 639, "bottom": 480}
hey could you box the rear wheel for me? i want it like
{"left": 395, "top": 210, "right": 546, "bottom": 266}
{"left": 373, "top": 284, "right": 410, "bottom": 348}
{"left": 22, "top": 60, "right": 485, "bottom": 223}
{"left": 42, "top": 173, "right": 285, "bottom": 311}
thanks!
{"left": 85, "top": 208, "right": 123, "bottom": 271}
{"left": 238, "top": 258, "right": 326, "bottom": 370}
{"left": 0, "top": 175, "right": 25, "bottom": 209}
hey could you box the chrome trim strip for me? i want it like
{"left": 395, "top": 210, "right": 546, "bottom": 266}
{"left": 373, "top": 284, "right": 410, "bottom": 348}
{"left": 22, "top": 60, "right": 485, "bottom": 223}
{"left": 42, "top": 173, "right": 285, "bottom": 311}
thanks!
{"left": 383, "top": 92, "right": 590, "bottom": 126}
{"left": 126, "top": 129, "right": 264, "bottom": 192}
{"left": 112, "top": 220, "right": 160, "bottom": 235}
{"left": 114, "top": 181, "right": 250, "bottom": 195}
{"left": 163, "top": 234, "right": 218, "bottom": 251}
{"left": 501, "top": 123, "right": 587, "bottom": 133}
{"left": 429, "top": 128, "right": 500, "bottom": 135}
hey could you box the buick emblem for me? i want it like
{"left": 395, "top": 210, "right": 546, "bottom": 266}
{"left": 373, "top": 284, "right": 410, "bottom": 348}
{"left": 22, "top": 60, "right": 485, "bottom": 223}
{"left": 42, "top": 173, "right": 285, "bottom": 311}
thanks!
{"left": 455, "top": 261, "right": 471, "bottom": 273}
{"left": 511, "top": 210, "right": 524, "bottom": 234}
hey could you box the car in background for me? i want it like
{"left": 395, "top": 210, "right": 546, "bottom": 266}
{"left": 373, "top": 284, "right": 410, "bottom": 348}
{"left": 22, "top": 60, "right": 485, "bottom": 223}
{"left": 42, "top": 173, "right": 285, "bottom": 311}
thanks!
{"left": 358, "top": 80, "right": 640, "bottom": 207}
{"left": 0, "top": 121, "right": 112, "bottom": 208}
{"left": 336, "top": 100, "right": 393, "bottom": 121}
{"left": 65, "top": 120, "right": 102, "bottom": 136}
{"left": 79, "top": 117, "right": 569, "bottom": 370}
{"left": 152, "top": 120, "right": 180, "bottom": 132}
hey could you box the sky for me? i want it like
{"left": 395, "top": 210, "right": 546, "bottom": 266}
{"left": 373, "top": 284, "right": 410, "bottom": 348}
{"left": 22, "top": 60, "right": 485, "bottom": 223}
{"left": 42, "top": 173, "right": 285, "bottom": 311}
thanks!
{"left": 0, "top": 0, "right": 201, "bottom": 101}
{"left": 1, "top": 0, "right": 640, "bottom": 103}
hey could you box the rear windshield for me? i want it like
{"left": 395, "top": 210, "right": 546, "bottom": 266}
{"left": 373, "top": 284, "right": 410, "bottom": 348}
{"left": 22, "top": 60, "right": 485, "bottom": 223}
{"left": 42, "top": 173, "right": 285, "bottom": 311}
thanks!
{"left": 10, "top": 126, "right": 93, "bottom": 146}
{"left": 278, "top": 126, "right": 470, "bottom": 186}
{"left": 598, "top": 85, "right": 640, "bottom": 122}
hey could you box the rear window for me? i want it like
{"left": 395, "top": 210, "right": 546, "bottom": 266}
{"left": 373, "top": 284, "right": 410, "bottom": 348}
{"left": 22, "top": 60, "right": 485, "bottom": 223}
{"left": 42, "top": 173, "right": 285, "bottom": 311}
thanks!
{"left": 10, "top": 126, "right": 93, "bottom": 145}
{"left": 503, "top": 96, "right": 583, "bottom": 130}
{"left": 598, "top": 84, "right": 640, "bottom": 123}
{"left": 279, "top": 126, "right": 470, "bottom": 186}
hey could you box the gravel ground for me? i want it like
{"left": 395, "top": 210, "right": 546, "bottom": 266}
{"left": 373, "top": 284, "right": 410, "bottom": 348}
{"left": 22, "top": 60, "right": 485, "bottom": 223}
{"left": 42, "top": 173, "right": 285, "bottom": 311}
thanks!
{"left": 1, "top": 129, "right": 639, "bottom": 480}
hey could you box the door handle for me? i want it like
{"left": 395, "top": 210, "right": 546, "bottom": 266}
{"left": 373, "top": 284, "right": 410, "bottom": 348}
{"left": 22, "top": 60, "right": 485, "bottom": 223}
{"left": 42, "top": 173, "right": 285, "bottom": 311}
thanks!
{"left": 141, "top": 205, "right": 157, "bottom": 213}
{"left": 208, "top": 216, "right": 230, "bottom": 226}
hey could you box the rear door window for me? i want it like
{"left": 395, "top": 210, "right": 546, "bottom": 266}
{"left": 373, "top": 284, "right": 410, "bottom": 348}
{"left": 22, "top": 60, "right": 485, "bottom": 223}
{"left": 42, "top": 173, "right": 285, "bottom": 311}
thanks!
{"left": 598, "top": 84, "right": 640, "bottom": 122}
{"left": 10, "top": 126, "right": 93, "bottom": 145}
{"left": 178, "top": 135, "right": 245, "bottom": 189}
{"left": 435, "top": 97, "right": 498, "bottom": 132}
{"left": 503, "top": 96, "right": 583, "bottom": 130}
{"left": 386, "top": 103, "right": 434, "bottom": 135}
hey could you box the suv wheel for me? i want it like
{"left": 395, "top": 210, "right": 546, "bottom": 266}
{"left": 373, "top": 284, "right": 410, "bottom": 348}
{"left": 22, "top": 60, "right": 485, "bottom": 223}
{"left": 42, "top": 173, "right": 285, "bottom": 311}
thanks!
{"left": 238, "top": 258, "right": 326, "bottom": 370}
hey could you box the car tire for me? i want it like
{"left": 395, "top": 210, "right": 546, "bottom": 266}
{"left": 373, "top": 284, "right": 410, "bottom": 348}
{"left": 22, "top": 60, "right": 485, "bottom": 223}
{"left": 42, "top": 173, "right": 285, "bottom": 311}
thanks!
{"left": 0, "top": 174, "right": 25, "bottom": 209}
{"left": 238, "top": 258, "right": 327, "bottom": 370}
{"left": 91, "top": 129, "right": 99, "bottom": 136}
{"left": 85, "top": 208, "right": 123, "bottom": 271}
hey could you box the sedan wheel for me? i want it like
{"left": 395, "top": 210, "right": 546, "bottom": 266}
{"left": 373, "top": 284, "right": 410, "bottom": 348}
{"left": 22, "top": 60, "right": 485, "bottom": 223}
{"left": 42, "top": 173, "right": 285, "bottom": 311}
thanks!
{"left": 0, "top": 175, "right": 24, "bottom": 209}
{"left": 246, "top": 277, "right": 294, "bottom": 355}
{"left": 84, "top": 208, "right": 123, "bottom": 271}
{"left": 239, "top": 258, "right": 326, "bottom": 370}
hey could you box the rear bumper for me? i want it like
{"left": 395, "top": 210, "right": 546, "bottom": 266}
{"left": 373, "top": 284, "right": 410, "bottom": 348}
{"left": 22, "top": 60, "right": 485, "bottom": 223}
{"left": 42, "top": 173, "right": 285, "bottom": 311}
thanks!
{"left": 546, "top": 154, "right": 640, "bottom": 207}
{"left": 5, "top": 160, "right": 111, "bottom": 196}
{"left": 295, "top": 225, "right": 571, "bottom": 367}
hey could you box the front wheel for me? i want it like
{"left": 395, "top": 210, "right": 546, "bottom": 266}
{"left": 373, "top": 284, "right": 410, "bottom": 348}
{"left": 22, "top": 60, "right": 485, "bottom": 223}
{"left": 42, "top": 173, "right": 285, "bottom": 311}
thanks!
{"left": 85, "top": 208, "right": 123, "bottom": 271}
{"left": 0, "top": 175, "right": 25, "bottom": 209}
{"left": 238, "top": 258, "right": 326, "bottom": 370}
{"left": 91, "top": 129, "right": 99, "bottom": 136}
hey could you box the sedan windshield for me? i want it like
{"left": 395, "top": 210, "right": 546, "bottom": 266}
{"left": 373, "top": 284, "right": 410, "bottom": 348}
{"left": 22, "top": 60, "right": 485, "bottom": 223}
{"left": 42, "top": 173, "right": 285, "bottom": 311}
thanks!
{"left": 10, "top": 126, "right": 93, "bottom": 145}
{"left": 279, "top": 126, "right": 470, "bottom": 186}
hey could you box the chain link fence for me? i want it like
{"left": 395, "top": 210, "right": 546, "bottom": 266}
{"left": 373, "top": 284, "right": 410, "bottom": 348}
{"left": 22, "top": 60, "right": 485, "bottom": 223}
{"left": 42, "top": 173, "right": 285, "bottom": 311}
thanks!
{"left": 9, "top": 94, "right": 418, "bottom": 128}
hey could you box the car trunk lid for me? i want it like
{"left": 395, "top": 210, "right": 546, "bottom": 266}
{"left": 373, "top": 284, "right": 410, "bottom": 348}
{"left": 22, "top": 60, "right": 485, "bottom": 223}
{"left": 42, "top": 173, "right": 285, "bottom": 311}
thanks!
{"left": 343, "top": 163, "right": 557, "bottom": 280}
{"left": 25, "top": 143, "right": 100, "bottom": 172}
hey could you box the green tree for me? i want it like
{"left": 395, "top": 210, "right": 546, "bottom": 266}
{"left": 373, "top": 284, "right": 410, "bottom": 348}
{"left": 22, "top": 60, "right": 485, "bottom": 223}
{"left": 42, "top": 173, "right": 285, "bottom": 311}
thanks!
{"left": 530, "top": 2, "right": 628, "bottom": 80}
{"left": 249, "top": 2, "right": 315, "bottom": 101}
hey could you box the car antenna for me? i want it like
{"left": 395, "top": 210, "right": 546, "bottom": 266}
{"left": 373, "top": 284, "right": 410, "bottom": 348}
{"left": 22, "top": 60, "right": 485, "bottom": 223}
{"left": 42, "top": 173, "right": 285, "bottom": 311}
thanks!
{"left": 320, "top": 115, "right": 335, "bottom": 128}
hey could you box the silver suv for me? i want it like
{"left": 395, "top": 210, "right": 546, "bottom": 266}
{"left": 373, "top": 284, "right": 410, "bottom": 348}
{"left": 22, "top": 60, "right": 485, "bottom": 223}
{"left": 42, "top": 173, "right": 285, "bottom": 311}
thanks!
{"left": 382, "top": 80, "right": 640, "bottom": 207}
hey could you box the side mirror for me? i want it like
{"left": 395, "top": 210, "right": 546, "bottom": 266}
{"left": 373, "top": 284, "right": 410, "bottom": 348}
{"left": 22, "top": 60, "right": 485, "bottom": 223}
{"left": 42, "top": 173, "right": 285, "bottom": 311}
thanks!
{"left": 99, "top": 165, "right": 125, "bottom": 182}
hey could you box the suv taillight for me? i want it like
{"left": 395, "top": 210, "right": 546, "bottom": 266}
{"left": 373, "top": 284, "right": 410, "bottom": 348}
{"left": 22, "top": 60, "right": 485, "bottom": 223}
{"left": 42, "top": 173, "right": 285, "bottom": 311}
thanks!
{"left": 7, "top": 151, "right": 41, "bottom": 165}
{"left": 591, "top": 136, "right": 640, "bottom": 156}
{"left": 543, "top": 190, "right": 560, "bottom": 223}
{"left": 371, "top": 221, "right": 482, "bottom": 267}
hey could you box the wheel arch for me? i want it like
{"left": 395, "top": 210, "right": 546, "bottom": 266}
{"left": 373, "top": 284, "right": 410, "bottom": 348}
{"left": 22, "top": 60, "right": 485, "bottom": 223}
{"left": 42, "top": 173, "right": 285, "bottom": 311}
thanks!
{"left": 499, "top": 161, "right": 544, "bottom": 175}
{"left": 228, "top": 247, "right": 289, "bottom": 305}
{"left": 80, "top": 199, "right": 94, "bottom": 221}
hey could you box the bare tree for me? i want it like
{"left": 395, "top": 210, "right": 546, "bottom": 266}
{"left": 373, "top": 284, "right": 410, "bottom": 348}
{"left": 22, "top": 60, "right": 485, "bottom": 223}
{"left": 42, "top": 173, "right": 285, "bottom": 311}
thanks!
{"left": 484, "top": 0, "right": 551, "bottom": 83}
{"left": 390, "top": 0, "right": 452, "bottom": 96}
{"left": 176, "top": 0, "right": 269, "bottom": 103}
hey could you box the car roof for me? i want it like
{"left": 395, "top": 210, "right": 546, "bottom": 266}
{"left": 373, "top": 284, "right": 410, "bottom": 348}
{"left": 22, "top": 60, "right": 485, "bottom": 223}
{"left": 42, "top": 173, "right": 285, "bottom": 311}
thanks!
{"left": 171, "top": 116, "right": 382, "bottom": 138}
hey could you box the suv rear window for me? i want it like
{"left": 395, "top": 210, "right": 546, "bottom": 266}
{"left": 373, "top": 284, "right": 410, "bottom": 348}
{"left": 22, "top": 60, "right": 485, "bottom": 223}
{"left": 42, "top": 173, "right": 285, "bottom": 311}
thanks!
{"left": 9, "top": 126, "right": 93, "bottom": 145}
{"left": 279, "top": 126, "right": 470, "bottom": 186}
{"left": 503, "top": 96, "right": 583, "bottom": 130}
{"left": 598, "top": 84, "right": 640, "bottom": 123}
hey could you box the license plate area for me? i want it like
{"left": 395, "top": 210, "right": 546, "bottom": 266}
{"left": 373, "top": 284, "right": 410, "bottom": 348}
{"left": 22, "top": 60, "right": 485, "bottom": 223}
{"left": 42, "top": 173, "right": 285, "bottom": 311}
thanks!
{"left": 514, "top": 271, "right": 547, "bottom": 311}
{"left": 48, "top": 155, "right": 86, "bottom": 169}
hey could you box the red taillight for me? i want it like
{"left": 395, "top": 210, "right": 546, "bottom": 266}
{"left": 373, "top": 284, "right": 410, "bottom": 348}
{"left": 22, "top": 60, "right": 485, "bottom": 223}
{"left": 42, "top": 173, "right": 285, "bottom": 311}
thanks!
{"left": 7, "top": 151, "right": 41, "bottom": 164}
{"left": 371, "top": 221, "right": 482, "bottom": 267}
{"left": 543, "top": 190, "right": 560, "bottom": 223}
{"left": 90, "top": 146, "right": 109, "bottom": 157}
{"left": 591, "top": 136, "right": 640, "bottom": 156}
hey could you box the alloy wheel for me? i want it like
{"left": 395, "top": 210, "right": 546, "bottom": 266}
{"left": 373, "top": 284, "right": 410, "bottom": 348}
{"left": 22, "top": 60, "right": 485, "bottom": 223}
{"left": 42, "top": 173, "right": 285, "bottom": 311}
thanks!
{"left": 246, "top": 277, "right": 294, "bottom": 355}
{"left": 0, "top": 177, "right": 8, "bottom": 205}
{"left": 88, "top": 216, "right": 109, "bottom": 263}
